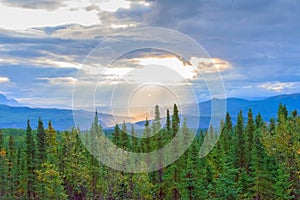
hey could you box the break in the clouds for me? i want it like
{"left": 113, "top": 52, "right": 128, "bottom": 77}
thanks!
{"left": 0, "top": 0, "right": 300, "bottom": 108}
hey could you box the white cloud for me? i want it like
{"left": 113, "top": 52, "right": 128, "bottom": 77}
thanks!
{"left": 110, "top": 23, "right": 136, "bottom": 29}
{"left": 49, "top": 24, "right": 109, "bottom": 39}
{"left": 0, "top": 0, "right": 140, "bottom": 30}
{"left": 0, "top": 76, "right": 10, "bottom": 83}
{"left": 190, "top": 57, "right": 232, "bottom": 73}
{"left": 0, "top": 0, "right": 66, "bottom": 10}
{"left": 37, "top": 77, "right": 77, "bottom": 85}
{"left": 85, "top": 4, "right": 100, "bottom": 11}
{"left": 97, "top": 0, "right": 131, "bottom": 12}
{"left": 259, "top": 81, "right": 295, "bottom": 92}
{"left": 133, "top": 56, "right": 196, "bottom": 80}
{"left": 34, "top": 58, "right": 81, "bottom": 69}
{"left": 0, "top": 3, "right": 99, "bottom": 30}
{"left": 103, "top": 67, "right": 133, "bottom": 76}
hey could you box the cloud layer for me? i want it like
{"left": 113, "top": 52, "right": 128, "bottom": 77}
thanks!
{"left": 0, "top": 0, "right": 300, "bottom": 108}
{"left": 0, "top": 0, "right": 66, "bottom": 10}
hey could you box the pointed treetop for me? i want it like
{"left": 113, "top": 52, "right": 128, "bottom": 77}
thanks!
{"left": 145, "top": 118, "right": 149, "bottom": 126}
{"left": 27, "top": 119, "right": 32, "bottom": 132}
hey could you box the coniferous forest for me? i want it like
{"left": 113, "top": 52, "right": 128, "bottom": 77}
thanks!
{"left": 0, "top": 103, "right": 299, "bottom": 200}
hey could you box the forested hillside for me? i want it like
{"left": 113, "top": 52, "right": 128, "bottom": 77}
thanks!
{"left": 0, "top": 103, "right": 299, "bottom": 199}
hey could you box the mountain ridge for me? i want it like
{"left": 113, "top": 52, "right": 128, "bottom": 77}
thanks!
{"left": 0, "top": 93, "right": 299, "bottom": 130}
{"left": 0, "top": 94, "right": 21, "bottom": 106}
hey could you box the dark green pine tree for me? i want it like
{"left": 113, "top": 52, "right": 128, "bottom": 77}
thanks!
{"left": 245, "top": 109, "right": 255, "bottom": 173}
{"left": 255, "top": 112, "right": 263, "bottom": 128}
{"left": 142, "top": 118, "right": 152, "bottom": 167}
{"left": 112, "top": 124, "right": 120, "bottom": 146}
{"left": 0, "top": 129, "right": 8, "bottom": 198}
{"left": 16, "top": 145, "right": 26, "bottom": 199}
{"left": 89, "top": 111, "right": 103, "bottom": 199}
{"left": 278, "top": 103, "right": 288, "bottom": 124}
{"left": 172, "top": 104, "right": 180, "bottom": 137}
{"left": 149, "top": 105, "right": 164, "bottom": 199}
{"left": 250, "top": 114, "right": 273, "bottom": 199}
{"left": 90, "top": 111, "right": 101, "bottom": 156}
{"left": 37, "top": 118, "right": 46, "bottom": 164}
{"left": 120, "top": 120, "right": 130, "bottom": 150}
{"left": 222, "top": 112, "right": 233, "bottom": 154}
{"left": 7, "top": 135, "right": 17, "bottom": 197}
{"left": 165, "top": 109, "right": 172, "bottom": 144}
{"left": 131, "top": 124, "right": 139, "bottom": 152}
{"left": 213, "top": 117, "right": 239, "bottom": 199}
{"left": 178, "top": 118, "right": 200, "bottom": 200}
{"left": 235, "top": 110, "right": 246, "bottom": 169}
{"left": 164, "top": 104, "right": 181, "bottom": 200}
{"left": 166, "top": 109, "right": 171, "bottom": 133}
{"left": 273, "top": 165, "right": 294, "bottom": 200}
{"left": 153, "top": 105, "right": 162, "bottom": 134}
{"left": 45, "top": 121, "right": 59, "bottom": 163}
{"left": 234, "top": 111, "right": 251, "bottom": 198}
{"left": 25, "top": 120, "right": 36, "bottom": 199}
{"left": 35, "top": 121, "right": 66, "bottom": 199}
{"left": 193, "top": 132, "right": 212, "bottom": 199}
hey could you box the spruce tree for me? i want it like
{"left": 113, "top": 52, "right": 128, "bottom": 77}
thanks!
{"left": 0, "top": 129, "right": 8, "bottom": 198}
{"left": 235, "top": 110, "right": 246, "bottom": 169}
{"left": 37, "top": 118, "right": 46, "bottom": 164}
{"left": 166, "top": 109, "right": 171, "bottom": 133}
{"left": 45, "top": 121, "right": 58, "bottom": 162}
{"left": 245, "top": 108, "right": 255, "bottom": 173}
{"left": 172, "top": 104, "right": 180, "bottom": 136}
{"left": 25, "top": 120, "right": 36, "bottom": 199}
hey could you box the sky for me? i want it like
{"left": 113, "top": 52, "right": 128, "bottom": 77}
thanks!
{"left": 0, "top": 0, "right": 300, "bottom": 111}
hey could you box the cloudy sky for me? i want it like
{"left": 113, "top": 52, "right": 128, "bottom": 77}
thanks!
{"left": 0, "top": 0, "right": 299, "bottom": 110}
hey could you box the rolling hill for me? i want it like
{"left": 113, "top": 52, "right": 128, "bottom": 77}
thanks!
{"left": 0, "top": 93, "right": 299, "bottom": 130}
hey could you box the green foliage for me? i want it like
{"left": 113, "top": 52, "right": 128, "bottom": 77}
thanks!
{"left": 25, "top": 120, "right": 36, "bottom": 199}
{"left": 37, "top": 118, "right": 46, "bottom": 164}
{"left": 36, "top": 162, "right": 67, "bottom": 199}
{"left": 0, "top": 103, "right": 299, "bottom": 199}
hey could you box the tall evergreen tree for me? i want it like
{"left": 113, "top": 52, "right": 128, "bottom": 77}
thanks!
{"left": 37, "top": 118, "right": 46, "bottom": 164}
{"left": 250, "top": 117, "right": 273, "bottom": 199}
{"left": 166, "top": 109, "right": 171, "bottom": 133}
{"left": 25, "top": 120, "right": 36, "bottom": 199}
{"left": 112, "top": 124, "right": 120, "bottom": 146}
{"left": 235, "top": 110, "right": 246, "bottom": 169}
{"left": 7, "top": 135, "right": 17, "bottom": 197}
{"left": 0, "top": 129, "right": 8, "bottom": 198}
{"left": 153, "top": 104, "right": 162, "bottom": 133}
{"left": 164, "top": 104, "right": 181, "bottom": 200}
{"left": 120, "top": 120, "right": 130, "bottom": 150}
{"left": 142, "top": 118, "right": 152, "bottom": 167}
{"left": 45, "top": 121, "right": 58, "bottom": 162}
{"left": 172, "top": 104, "right": 180, "bottom": 136}
{"left": 245, "top": 108, "right": 255, "bottom": 173}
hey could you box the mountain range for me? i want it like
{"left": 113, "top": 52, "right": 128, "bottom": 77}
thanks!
{"left": 0, "top": 93, "right": 299, "bottom": 130}
{"left": 0, "top": 94, "right": 20, "bottom": 107}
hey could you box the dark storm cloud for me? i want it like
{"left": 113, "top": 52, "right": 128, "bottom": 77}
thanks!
{"left": 141, "top": 0, "right": 300, "bottom": 97}
{"left": 143, "top": 0, "right": 300, "bottom": 49}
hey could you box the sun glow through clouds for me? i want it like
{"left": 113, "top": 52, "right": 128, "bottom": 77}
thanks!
{"left": 133, "top": 56, "right": 196, "bottom": 80}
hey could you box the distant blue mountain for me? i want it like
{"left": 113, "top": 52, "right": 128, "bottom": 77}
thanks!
{"left": 217, "top": 93, "right": 300, "bottom": 123}
{"left": 0, "top": 105, "right": 110, "bottom": 130}
{"left": 0, "top": 93, "right": 299, "bottom": 130}
{"left": 0, "top": 94, "right": 20, "bottom": 106}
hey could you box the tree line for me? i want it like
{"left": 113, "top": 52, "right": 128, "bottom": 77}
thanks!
{"left": 0, "top": 103, "right": 299, "bottom": 199}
